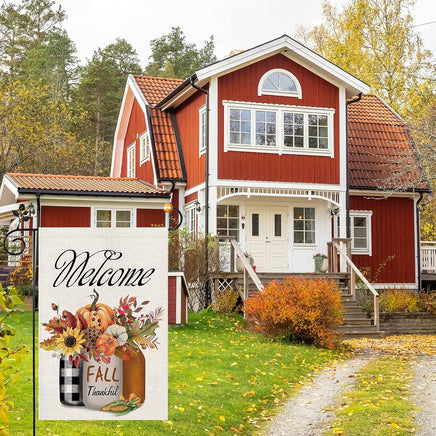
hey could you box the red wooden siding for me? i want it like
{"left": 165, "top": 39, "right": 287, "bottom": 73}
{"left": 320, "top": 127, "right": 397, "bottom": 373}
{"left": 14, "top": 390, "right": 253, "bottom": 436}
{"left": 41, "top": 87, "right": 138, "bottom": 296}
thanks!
{"left": 168, "top": 276, "right": 177, "bottom": 323}
{"left": 136, "top": 208, "right": 165, "bottom": 227}
{"left": 174, "top": 90, "right": 206, "bottom": 190}
{"left": 184, "top": 192, "right": 198, "bottom": 204}
{"left": 180, "top": 281, "right": 187, "bottom": 324}
{"left": 350, "top": 195, "right": 416, "bottom": 284}
{"left": 41, "top": 206, "right": 90, "bottom": 227}
{"left": 168, "top": 274, "right": 187, "bottom": 324}
{"left": 121, "top": 100, "right": 155, "bottom": 183}
{"left": 218, "top": 54, "right": 340, "bottom": 184}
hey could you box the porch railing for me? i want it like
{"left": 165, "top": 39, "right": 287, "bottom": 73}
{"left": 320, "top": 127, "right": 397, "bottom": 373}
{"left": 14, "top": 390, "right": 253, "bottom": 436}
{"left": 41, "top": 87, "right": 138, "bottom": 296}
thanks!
{"left": 329, "top": 238, "right": 380, "bottom": 332}
{"left": 217, "top": 236, "right": 264, "bottom": 299}
{"left": 421, "top": 241, "right": 436, "bottom": 273}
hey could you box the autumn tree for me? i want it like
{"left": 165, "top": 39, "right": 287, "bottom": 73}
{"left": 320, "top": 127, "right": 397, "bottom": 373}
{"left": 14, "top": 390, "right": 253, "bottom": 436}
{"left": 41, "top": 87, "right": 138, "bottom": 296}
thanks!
{"left": 145, "top": 26, "right": 217, "bottom": 79}
{"left": 296, "top": 0, "right": 434, "bottom": 117}
{"left": 297, "top": 0, "right": 436, "bottom": 238}
{"left": 0, "top": 80, "right": 92, "bottom": 178}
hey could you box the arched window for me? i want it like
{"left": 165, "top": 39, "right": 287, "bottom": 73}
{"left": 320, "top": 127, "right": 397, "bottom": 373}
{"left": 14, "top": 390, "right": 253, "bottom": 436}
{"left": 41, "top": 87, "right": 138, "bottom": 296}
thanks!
{"left": 258, "top": 69, "right": 302, "bottom": 98}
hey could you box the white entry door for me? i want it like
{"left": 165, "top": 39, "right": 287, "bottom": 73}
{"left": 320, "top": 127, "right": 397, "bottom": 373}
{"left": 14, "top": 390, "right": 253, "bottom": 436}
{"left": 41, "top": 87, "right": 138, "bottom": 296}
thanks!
{"left": 246, "top": 206, "right": 288, "bottom": 272}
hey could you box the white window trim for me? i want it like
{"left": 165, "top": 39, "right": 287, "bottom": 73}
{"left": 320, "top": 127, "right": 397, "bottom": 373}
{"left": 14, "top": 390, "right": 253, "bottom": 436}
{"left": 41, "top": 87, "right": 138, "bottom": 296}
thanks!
{"left": 139, "top": 131, "right": 150, "bottom": 164}
{"left": 93, "top": 208, "right": 135, "bottom": 228}
{"left": 223, "top": 100, "right": 334, "bottom": 157}
{"left": 199, "top": 105, "right": 206, "bottom": 156}
{"left": 127, "top": 142, "right": 135, "bottom": 178}
{"left": 184, "top": 202, "right": 197, "bottom": 235}
{"left": 350, "top": 210, "right": 372, "bottom": 255}
{"left": 258, "top": 68, "right": 302, "bottom": 99}
{"left": 292, "top": 206, "right": 316, "bottom": 247}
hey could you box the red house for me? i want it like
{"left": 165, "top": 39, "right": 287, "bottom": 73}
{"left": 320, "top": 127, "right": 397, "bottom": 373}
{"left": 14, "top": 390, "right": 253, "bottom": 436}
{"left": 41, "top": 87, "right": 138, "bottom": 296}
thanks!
{"left": 111, "top": 35, "right": 429, "bottom": 290}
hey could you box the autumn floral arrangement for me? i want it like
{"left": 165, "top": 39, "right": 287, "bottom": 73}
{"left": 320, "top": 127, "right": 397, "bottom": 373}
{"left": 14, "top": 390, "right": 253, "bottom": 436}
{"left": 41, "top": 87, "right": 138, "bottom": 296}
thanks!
{"left": 40, "top": 289, "right": 163, "bottom": 368}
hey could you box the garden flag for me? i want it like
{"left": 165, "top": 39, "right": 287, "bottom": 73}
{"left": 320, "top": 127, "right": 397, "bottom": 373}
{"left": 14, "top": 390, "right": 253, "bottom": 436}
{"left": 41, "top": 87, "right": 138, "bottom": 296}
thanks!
{"left": 38, "top": 228, "right": 168, "bottom": 420}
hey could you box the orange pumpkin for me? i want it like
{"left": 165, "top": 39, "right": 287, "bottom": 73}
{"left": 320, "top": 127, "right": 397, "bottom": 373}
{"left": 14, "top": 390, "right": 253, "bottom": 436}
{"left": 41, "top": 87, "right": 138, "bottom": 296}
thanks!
{"left": 96, "top": 334, "right": 117, "bottom": 356}
{"left": 76, "top": 289, "right": 115, "bottom": 332}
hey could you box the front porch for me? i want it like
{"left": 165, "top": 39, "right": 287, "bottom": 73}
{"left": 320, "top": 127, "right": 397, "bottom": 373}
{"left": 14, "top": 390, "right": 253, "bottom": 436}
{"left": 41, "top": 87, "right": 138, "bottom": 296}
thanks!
{"left": 213, "top": 238, "right": 381, "bottom": 338}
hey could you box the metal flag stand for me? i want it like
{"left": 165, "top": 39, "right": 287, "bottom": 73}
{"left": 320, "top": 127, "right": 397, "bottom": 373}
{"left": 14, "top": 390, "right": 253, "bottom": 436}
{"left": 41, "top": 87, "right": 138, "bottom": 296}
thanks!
{"left": 3, "top": 203, "right": 38, "bottom": 436}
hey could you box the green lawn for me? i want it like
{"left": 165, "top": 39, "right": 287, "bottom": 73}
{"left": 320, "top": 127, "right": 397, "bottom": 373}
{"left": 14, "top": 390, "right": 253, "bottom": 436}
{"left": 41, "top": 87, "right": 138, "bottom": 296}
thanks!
{"left": 7, "top": 310, "right": 342, "bottom": 435}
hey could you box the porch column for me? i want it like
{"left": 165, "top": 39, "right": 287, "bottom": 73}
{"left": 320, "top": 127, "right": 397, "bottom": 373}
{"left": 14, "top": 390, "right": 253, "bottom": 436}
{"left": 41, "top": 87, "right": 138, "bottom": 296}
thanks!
{"left": 338, "top": 190, "right": 348, "bottom": 271}
{"left": 208, "top": 186, "right": 217, "bottom": 235}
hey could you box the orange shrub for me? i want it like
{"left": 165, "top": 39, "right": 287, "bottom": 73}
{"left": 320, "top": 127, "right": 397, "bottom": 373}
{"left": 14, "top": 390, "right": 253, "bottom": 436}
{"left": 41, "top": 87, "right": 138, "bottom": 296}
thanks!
{"left": 243, "top": 277, "right": 344, "bottom": 349}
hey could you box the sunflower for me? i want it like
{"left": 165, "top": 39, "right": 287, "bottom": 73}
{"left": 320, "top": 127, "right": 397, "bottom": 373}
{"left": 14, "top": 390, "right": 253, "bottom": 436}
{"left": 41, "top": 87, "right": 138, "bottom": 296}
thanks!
{"left": 56, "top": 327, "right": 86, "bottom": 357}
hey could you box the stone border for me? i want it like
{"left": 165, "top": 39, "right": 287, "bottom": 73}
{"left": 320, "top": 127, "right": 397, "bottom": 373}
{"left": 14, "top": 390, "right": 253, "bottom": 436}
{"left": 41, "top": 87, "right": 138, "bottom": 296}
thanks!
{"left": 378, "top": 312, "right": 436, "bottom": 335}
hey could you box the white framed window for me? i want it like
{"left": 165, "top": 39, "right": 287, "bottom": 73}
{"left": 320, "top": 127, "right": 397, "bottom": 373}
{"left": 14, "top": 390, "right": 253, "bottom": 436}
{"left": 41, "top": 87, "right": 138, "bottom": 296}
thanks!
{"left": 199, "top": 105, "right": 207, "bottom": 155}
{"left": 217, "top": 205, "right": 240, "bottom": 241}
{"left": 224, "top": 101, "right": 334, "bottom": 156}
{"left": 184, "top": 204, "right": 197, "bottom": 235}
{"left": 350, "top": 210, "right": 372, "bottom": 255}
{"left": 293, "top": 207, "right": 315, "bottom": 245}
{"left": 127, "top": 143, "right": 135, "bottom": 177}
{"left": 258, "top": 69, "right": 302, "bottom": 98}
{"left": 139, "top": 131, "right": 150, "bottom": 164}
{"left": 95, "top": 209, "right": 133, "bottom": 228}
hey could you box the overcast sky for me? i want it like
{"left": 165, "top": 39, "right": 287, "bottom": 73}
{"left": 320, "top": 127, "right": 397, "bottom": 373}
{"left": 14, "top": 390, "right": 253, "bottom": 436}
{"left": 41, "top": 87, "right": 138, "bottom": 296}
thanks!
{"left": 53, "top": 0, "right": 436, "bottom": 67}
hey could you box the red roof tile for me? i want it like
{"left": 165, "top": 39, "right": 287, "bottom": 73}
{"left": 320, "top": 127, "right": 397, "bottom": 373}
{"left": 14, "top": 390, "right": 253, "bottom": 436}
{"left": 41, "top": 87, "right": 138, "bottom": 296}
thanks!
{"left": 348, "top": 95, "right": 428, "bottom": 191}
{"left": 149, "top": 108, "right": 184, "bottom": 180}
{"left": 6, "top": 173, "right": 168, "bottom": 197}
{"left": 133, "top": 76, "right": 185, "bottom": 181}
{"left": 133, "top": 75, "right": 182, "bottom": 106}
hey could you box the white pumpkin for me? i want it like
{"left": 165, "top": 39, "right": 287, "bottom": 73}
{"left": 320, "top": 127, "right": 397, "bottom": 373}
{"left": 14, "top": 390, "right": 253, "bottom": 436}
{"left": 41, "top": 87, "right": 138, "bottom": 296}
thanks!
{"left": 105, "top": 324, "right": 128, "bottom": 346}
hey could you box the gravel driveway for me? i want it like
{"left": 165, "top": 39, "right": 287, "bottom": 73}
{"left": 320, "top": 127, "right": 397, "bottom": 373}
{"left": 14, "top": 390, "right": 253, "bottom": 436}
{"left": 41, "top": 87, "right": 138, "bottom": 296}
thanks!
{"left": 412, "top": 356, "right": 436, "bottom": 435}
{"left": 265, "top": 351, "right": 376, "bottom": 436}
{"left": 266, "top": 349, "right": 436, "bottom": 436}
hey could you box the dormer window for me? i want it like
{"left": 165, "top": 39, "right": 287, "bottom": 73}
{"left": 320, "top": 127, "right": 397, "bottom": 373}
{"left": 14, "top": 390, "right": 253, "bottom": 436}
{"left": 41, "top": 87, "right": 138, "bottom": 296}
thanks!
{"left": 258, "top": 69, "right": 302, "bottom": 99}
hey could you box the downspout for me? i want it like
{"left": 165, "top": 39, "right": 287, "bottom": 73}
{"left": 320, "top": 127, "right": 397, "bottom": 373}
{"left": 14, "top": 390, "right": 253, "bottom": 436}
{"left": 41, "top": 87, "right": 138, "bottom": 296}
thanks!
{"left": 345, "top": 93, "right": 362, "bottom": 239}
{"left": 416, "top": 192, "right": 423, "bottom": 290}
{"left": 190, "top": 77, "right": 209, "bottom": 236}
{"left": 190, "top": 76, "right": 210, "bottom": 307}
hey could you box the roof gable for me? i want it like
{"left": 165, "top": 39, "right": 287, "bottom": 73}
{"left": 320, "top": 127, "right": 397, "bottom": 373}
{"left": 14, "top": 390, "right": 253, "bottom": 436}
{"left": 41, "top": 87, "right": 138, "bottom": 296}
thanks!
{"left": 159, "top": 35, "right": 370, "bottom": 110}
{"left": 111, "top": 75, "right": 185, "bottom": 182}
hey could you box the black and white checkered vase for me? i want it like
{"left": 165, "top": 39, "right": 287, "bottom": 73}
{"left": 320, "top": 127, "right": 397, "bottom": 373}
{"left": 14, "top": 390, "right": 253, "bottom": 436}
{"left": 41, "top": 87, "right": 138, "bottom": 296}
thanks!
{"left": 59, "top": 355, "right": 84, "bottom": 406}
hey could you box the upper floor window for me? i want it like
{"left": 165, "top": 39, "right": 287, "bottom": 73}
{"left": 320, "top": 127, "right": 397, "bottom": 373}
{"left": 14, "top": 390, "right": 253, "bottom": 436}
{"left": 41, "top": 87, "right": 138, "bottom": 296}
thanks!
{"left": 139, "top": 132, "right": 150, "bottom": 164}
{"left": 127, "top": 143, "right": 135, "bottom": 178}
{"left": 224, "top": 101, "right": 334, "bottom": 156}
{"left": 199, "top": 105, "right": 207, "bottom": 155}
{"left": 258, "top": 69, "right": 302, "bottom": 99}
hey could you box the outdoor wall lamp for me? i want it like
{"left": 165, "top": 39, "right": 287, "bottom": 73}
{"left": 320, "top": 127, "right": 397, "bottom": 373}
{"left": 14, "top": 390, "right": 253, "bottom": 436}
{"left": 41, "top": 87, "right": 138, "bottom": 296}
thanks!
{"left": 163, "top": 202, "right": 183, "bottom": 231}
{"left": 194, "top": 199, "right": 201, "bottom": 212}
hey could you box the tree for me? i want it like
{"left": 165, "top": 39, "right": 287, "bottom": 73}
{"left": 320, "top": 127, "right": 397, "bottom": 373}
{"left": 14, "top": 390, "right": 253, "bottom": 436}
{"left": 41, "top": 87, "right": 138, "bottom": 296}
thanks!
{"left": 145, "top": 26, "right": 217, "bottom": 79}
{"left": 0, "top": 80, "right": 93, "bottom": 178}
{"left": 297, "top": 0, "right": 436, "bottom": 238}
{"left": 21, "top": 30, "right": 79, "bottom": 100}
{"left": 0, "top": 0, "right": 66, "bottom": 83}
{"left": 74, "top": 39, "right": 142, "bottom": 175}
{"left": 296, "top": 0, "right": 434, "bottom": 116}
{"left": 0, "top": 2, "right": 29, "bottom": 83}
